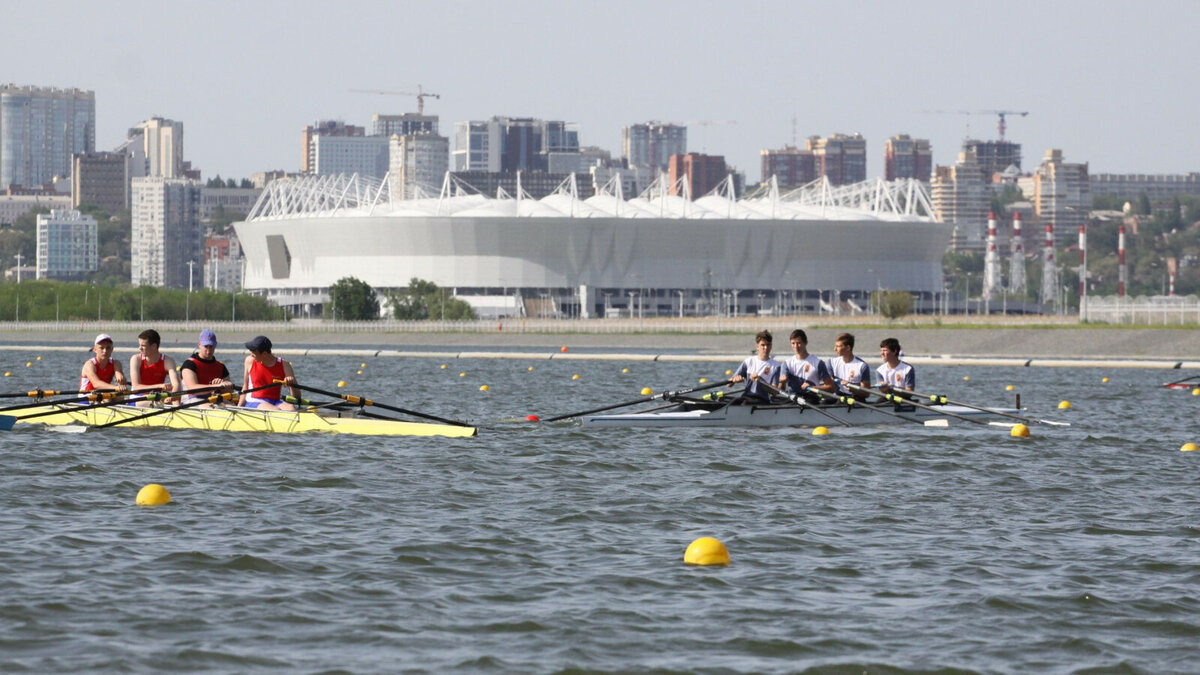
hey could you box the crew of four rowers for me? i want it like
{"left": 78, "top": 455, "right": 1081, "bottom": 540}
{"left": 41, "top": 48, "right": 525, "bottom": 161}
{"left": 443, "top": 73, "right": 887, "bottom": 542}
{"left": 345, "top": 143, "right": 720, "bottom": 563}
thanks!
{"left": 728, "top": 329, "right": 915, "bottom": 405}
{"left": 79, "top": 331, "right": 300, "bottom": 411}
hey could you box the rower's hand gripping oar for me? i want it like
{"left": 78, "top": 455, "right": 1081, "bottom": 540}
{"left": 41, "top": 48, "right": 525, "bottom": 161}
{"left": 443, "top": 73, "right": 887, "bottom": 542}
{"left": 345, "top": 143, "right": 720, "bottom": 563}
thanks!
{"left": 91, "top": 382, "right": 282, "bottom": 429}
{"left": 810, "top": 380, "right": 944, "bottom": 427}
{"left": 839, "top": 381, "right": 990, "bottom": 426}
{"left": 541, "top": 379, "right": 734, "bottom": 423}
{"left": 288, "top": 381, "right": 472, "bottom": 428}
{"left": 757, "top": 380, "right": 851, "bottom": 426}
{"left": 905, "top": 387, "right": 1070, "bottom": 426}
{"left": 3, "top": 383, "right": 224, "bottom": 423}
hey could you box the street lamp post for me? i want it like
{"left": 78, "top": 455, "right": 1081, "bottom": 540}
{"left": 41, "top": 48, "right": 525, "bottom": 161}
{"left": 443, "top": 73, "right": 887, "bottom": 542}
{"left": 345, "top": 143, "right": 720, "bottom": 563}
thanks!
{"left": 186, "top": 260, "right": 196, "bottom": 323}
{"left": 965, "top": 271, "right": 973, "bottom": 316}
{"left": 14, "top": 253, "right": 23, "bottom": 283}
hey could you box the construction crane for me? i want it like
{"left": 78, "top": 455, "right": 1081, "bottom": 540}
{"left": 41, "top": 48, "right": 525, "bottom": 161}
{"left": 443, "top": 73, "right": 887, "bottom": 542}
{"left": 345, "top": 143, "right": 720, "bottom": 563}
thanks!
{"left": 921, "top": 109, "right": 1029, "bottom": 140}
{"left": 348, "top": 85, "right": 440, "bottom": 115}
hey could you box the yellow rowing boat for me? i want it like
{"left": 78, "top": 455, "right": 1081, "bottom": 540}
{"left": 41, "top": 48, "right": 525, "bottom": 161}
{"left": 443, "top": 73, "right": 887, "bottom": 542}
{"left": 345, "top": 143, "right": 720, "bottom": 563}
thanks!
{"left": 8, "top": 404, "right": 477, "bottom": 437}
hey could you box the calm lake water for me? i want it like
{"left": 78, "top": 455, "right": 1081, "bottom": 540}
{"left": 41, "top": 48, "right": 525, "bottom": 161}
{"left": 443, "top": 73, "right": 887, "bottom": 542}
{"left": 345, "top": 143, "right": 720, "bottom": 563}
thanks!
{"left": 1, "top": 345, "right": 1198, "bottom": 673}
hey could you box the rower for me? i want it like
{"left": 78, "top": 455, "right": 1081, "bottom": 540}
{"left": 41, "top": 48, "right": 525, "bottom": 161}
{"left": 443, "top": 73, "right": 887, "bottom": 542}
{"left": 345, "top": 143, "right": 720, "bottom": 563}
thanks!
{"left": 238, "top": 335, "right": 298, "bottom": 410}
{"left": 129, "top": 329, "right": 180, "bottom": 406}
{"left": 825, "top": 332, "right": 871, "bottom": 401}
{"left": 778, "top": 328, "right": 834, "bottom": 403}
{"left": 729, "top": 329, "right": 781, "bottom": 404}
{"left": 79, "top": 333, "right": 130, "bottom": 394}
{"left": 179, "top": 329, "right": 234, "bottom": 406}
{"left": 875, "top": 337, "right": 915, "bottom": 401}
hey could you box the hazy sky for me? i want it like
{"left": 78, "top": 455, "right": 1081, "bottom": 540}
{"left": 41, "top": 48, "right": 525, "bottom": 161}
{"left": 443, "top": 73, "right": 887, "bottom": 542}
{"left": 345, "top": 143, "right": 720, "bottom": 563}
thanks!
{"left": 5, "top": 0, "right": 1198, "bottom": 182}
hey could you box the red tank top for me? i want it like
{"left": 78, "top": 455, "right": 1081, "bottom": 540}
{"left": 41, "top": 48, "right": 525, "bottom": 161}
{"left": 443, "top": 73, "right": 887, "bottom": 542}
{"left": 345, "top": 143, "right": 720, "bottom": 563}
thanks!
{"left": 139, "top": 355, "right": 169, "bottom": 386}
{"left": 80, "top": 357, "right": 115, "bottom": 392}
{"left": 186, "top": 355, "right": 227, "bottom": 384}
{"left": 248, "top": 358, "right": 287, "bottom": 399}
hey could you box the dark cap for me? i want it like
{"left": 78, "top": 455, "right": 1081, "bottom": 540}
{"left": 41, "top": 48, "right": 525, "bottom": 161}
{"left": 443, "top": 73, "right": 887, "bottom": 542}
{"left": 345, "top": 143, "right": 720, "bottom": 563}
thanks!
{"left": 244, "top": 335, "right": 272, "bottom": 352}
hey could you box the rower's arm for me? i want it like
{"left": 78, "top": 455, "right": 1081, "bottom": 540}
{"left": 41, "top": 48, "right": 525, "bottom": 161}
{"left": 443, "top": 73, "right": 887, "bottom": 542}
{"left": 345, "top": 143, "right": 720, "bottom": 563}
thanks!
{"left": 165, "top": 356, "right": 181, "bottom": 392}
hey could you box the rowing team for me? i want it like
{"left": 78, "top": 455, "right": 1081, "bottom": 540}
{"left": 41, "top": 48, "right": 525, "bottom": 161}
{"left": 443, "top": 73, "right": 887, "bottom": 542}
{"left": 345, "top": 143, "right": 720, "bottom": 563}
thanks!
{"left": 79, "top": 330, "right": 301, "bottom": 410}
{"left": 728, "top": 329, "right": 914, "bottom": 404}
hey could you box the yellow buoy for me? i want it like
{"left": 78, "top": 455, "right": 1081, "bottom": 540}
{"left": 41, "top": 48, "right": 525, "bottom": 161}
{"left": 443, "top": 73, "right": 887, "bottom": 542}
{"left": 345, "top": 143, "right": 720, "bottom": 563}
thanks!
{"left": 1005, "top": 385, "right": 1014, "bottom": 391}
{"left": 699, "top": 378, "right": 708, "bottom": 384}
{"left": 812, "top": 426, "right": 830, "bottom": 436}
{"left": 684, "top": 537, "right": 730, "bottom": 566}
{"left": 1011, "top": 423, "right": 1030, "bottom": 438}
{"left": 572, "top": 374, "right": 581, "bottom": 380}
{"left": 528, "top": 366, "right": 534, "bottom": 371}
{"left": 725, "top": 369, "right": 733, "bottom": 376}
{"left": 641, "top": 387, "right": 653, "bottom": 396}
{"left": 479, "top": 385, "right": 489, "bottom": 392}
{"left": 356, "top": 370, "right": 363, "bottom": 375}
{"left": 1058, "top": 400, "right": 1072, "bottom": 410}
{"left": 621, "top": 367, "right": 630, "bottom": 374}
{"left": 3, "top": 372, "right": 9, "bottom": 377}
{"left": 36, "top": 356, "right": 41, "bottom": 361}
{"left": 337, "top": 380, "right": 347, "bottom": 387}
{"left": 360, "top": 363, "right": 367, "bottom": 368}
{"left": 459, "top": 372, "right": 467, "bottom": 378}
{"left": 963, "top": 376, "right": 971, "bottom": 381}
{"left": 1182, "top": 443, "right": 1199, "bottom": 452}
{"left": 1101, "top": 377, "right": 1109, "bottom": 383}
{"left": 136, "top": 483, "right": 172, "bottom": 506}
{"left": 1192, "top": 388, "right": 1200, "bottom": 397}
{"left": 26, "top": 362, "right": 32, "bottom": 367}
{"left": 440, "top": 364, "right": 447, "bottom": 370}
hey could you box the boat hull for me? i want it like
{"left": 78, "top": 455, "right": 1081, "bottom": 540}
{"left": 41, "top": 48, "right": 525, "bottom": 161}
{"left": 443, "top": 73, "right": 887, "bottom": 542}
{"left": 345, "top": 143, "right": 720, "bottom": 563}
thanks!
{"left": 6, "top": 404, "right": 477, "bottom": 437}
{"left": 583, "top": 401, "right": 1017, "bottom": 428}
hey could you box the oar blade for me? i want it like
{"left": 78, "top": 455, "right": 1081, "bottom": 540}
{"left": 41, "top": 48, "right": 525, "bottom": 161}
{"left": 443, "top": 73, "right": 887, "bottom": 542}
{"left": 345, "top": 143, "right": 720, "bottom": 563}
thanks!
{"left": 923, "top": 419, "right": 950, "bottom": 427}
{"left": 0, "top": 415, "right": 14, "bottom": 431}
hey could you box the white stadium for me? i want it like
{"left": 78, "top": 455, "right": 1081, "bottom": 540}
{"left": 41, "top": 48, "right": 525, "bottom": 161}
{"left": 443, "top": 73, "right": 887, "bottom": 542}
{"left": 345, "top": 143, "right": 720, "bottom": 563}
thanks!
{"left": 234, "top": 173, "right": 951, "bottom": 318}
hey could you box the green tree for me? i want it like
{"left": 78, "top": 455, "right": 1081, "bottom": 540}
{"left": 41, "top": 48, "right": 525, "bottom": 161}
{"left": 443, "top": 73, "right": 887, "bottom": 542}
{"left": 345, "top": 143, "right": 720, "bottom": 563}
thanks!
{"left": 387, "top": 277, "right": 476, "bottom": 320}
{"left": 873, "top": 290, "right": 913, "bottom": 319}
{"left": 328, "top": 276, "right": 380, "bottom": 320}
{"left": 1135, "top": 193, "right": 1152, "bottom": 215}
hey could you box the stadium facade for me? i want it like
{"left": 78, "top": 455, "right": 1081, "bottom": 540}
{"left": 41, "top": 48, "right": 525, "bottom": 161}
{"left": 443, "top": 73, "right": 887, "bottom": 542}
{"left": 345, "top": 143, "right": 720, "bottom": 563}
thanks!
{"left": 233, "top": 173, "right": 950, "bottom": 318}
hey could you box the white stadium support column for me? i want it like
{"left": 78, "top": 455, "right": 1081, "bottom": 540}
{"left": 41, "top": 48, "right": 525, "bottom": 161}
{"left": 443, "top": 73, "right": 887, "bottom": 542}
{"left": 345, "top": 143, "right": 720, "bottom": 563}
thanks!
{"left": 1118, "top": 223, "right": 1127, "bottom": 298}
{"left": 982, "top": 212, "right": 1001, "bottom": 301}
{"left": 1009, "top": 212, "right": 1025, "bottom": 296}
{"left": 1039, "top": 224, "right": 1057, "bottom": 307}
{"left": 1078, "top": 224, "right": 1087, "bottom": 317}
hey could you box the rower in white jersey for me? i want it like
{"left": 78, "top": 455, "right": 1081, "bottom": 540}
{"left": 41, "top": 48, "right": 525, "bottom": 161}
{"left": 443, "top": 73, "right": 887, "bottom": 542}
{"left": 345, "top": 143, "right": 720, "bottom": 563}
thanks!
{"left": 875, "top": 337, "right": 916, "bottom": 400}
{"left": 825, "top": 332, "right": 871, "bottom": 401}
{"left": 777, "top": 328, "right": 834, "bottom": 402}
{"left": 729, "top": 329, "right": 782, "bottom": 403}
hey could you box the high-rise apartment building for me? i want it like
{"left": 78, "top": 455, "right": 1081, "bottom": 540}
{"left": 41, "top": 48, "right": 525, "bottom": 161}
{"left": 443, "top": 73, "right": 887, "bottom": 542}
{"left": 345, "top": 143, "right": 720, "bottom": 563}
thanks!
{"left": 0, "top": 85, "right": 95, "bottom": 188}
{"left": 1089, "top": 173, "right": 1200, "bottom": 205}
{"left": 390, "top": 133, "right": 449, "bottom": 200}
{"left": 36, "top": 209, "right": 97, "bottom": 280}
{"left": 809, "top": 133, "right": 867, "bottom": 186}
{"left": 760, "top": 145, "right": 816, "bottom": 188}
{"left": 128, "top": 118, "right": 185, "bottom": 178}
{"left": 371, "top": 113, "right": 438, "bottom": 138}
{"left": 453, "top": 117, "right": 580, "bottom": 173}
{"left": 623, "top": 122, "right": 687, "bottom": 172}
{"left": 310, "top": 135, "right": 389, "bottom": 180}
{"left": 1032, "top": 149, "right": 1090, "bottom": 238}
{"left": 131, "top": 176, "right": 203, "bottom": 289}
{"left": 932, "top": 149, "right": 989, "bottom": 250}
{"left": 962, "top": 139, "right": 1021, "bottom": 179}
{"left": 669, "top": 153, "right": 727, "bottom": 199}
{"left": 72, "top": 151, "right": 128, "bottom": 213}
{"left": 884, "top": 134, "right": 932, "bottom": 182}
{"left": 301, "top": 120, "right": 365, "bottom": 174}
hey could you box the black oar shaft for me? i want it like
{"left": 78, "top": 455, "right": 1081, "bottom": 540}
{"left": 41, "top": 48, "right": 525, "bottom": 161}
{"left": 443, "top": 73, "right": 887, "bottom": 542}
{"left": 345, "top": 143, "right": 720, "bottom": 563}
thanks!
{"left": 906, "top": 387, "right": 1038, "bottom": 424}
{"left": 92, "top": 383, "right": 279, "bottom": 429}
{"left": 0, "top": 389, "right": 63, "bottom": 399}
{"left": 843, "top": 383, "right": 987, "bottom": 425}
{"left": 293, "top": 383, "right": 471, "bottom": 428}
{"left": 758, "top": 381, "right": 850, "bottom": 426}
{"left": 542, "top": 379, "right": 733, "bottom": 423}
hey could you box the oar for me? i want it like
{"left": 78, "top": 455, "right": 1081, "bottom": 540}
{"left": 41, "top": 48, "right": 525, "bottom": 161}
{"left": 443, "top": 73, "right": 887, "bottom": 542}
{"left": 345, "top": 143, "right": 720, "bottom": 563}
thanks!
{"left": 757, "top": 381, "right": 851, "bottom": 426}
{"left": 1164, "top": 374, "right": 1200, "bottom": 387}
{"left": 905, "top": 387, "right": 1070, "bottom": 427}
{"left": 804, "top": 380, "right": 940, "bottom": 427}
{"left": 292, "top": 382, "right": 472, "bottom": 428}
{"left": 541, "top": 379, "right": 733, "bottom": 423}
{"left": 0, "top": 388, "right": 64, "bottom": 400}
{"left": 840, "top": 382, "right": 991, "bottom": 426}
{"left": 6, "top": 383, "right": 213, "bottom": 422}
{"left": 0, "top": 390, "right": 104, "bottom": 414}
{"left": 92, "top": 382, "right": 281, "bottom": 429}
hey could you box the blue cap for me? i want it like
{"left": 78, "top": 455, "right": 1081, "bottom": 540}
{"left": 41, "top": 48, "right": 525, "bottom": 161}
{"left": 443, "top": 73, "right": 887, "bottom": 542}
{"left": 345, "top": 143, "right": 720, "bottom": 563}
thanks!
{"left": 199, "top": 329, "right": 217, "bottom": 346}
{"left": 244, "top": 335, "right": 272, "bottom": 352}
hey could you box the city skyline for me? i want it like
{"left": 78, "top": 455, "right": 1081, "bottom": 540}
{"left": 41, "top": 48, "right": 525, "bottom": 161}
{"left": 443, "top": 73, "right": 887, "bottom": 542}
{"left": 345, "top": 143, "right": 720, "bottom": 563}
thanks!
{"left": 3, "top": 0, "right": 1198, "bottom": 183}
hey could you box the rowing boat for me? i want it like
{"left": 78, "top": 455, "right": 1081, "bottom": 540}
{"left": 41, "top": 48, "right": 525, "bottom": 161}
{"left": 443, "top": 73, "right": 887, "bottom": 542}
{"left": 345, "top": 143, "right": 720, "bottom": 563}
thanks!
{"left": 5, "top": 403, "right": 477, "bottom": 437}
{"left": 582, "top": 400, "right": 1021, "bottom": 428}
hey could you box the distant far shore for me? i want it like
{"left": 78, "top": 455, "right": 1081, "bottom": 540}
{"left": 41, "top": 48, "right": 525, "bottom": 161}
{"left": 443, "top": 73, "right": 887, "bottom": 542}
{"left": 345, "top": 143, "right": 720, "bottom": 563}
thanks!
{"left": 0, "top": 316, "right": 1194, "bottom": 360}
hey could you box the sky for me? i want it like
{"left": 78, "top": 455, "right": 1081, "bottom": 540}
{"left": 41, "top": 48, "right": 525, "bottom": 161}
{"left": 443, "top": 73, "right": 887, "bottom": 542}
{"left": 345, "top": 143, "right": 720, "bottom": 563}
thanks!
{"left": 5, "top": 0, "right": 1199, "bottom": 183}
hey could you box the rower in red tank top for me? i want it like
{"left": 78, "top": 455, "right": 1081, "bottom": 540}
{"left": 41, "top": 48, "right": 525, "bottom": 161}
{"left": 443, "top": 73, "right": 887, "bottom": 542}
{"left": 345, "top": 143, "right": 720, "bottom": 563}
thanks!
{"left": 79, "top": 333, "right": 129, "bottom": 393}
{"left": 129, "top": 329, "right": 180, "bottom": 407}
{"left": 238, "top": 335, "right": 298, "bottom": 410}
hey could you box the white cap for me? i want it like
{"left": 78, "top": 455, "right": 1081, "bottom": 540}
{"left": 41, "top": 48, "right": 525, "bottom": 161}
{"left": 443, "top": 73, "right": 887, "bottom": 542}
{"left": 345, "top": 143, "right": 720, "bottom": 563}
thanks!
{"left": 94, "top": 333, "right": 113, "bottom": 345}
